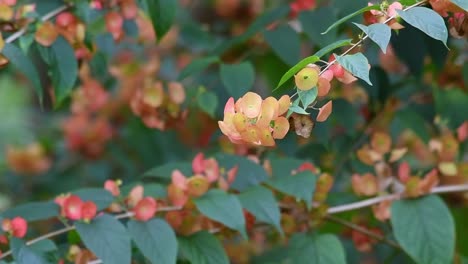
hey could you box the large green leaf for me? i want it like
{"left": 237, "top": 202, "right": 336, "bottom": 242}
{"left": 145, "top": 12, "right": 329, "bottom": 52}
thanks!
{"left": 127, "top": 219, "right": 177, "bottom": 264}
{"left": 144, "top": 0, "right": 177, "bottom": 41}
{"left": 321, "top": 5, "right": 380, "bottom": 34}
{"left": 11, "top": 238, "right": 49, "bottom": 264}
{"left": 353, "top": 23, "right": 391, "bottom": 53}
{"left": 434, "top": 88, "right": 468, "bottom": 129}
{"left": 269, "top": 158, "right": 306, "bottom": 179}
{"left": 1, "top": 202, "right": 59, "bottom": 222}
{"left": 197, "top": 90, "right": 218, "bottom": 118}
{"left": 267, "top": 170, "right": 316, "bottom": 209}
{"left": 142, "top": 161, "right": 192, "bottom": 181}
{"left": 2, "top": 43, "right": 43, "bottom": 104}
{"left": 394, "top": 109, "right": 431, "bottom": 143}
{"left": 73, "top": 188, "right": 114, "bottom": 210}
{"left": 335, "top": 53, "right": 372, "bottom": 85}
{"left": 391, "top": 195, "right": 455, "bottom": 264}
{"left": 178, "top": 56, "right": 220, "bottom": 80}
{"left": 264, "top": 24, "right": 301, "bottom": 66}
{"left": 238, "top": 186, "right": 282, "bottom": 233}
{"left": 300, "top": 7, "right": 338, "bottom": 47}
{"left": 397, "top": 7, "right": 448, "bottom": 46}
{"left": 220, "top": 62, "right": 255, "bottom": 98}
{"left": 194, "top": 190, "right": 246, "bottom": 238}
{"left": 178, "top": 231, "right": 229, "bottom": 264}
{"left": 288, "top": 233, "right": 347, "bottom": 264}
{"left": 214, "top": 153, "right": 268, "bottom": 191}
{"left": 75, "top": 214, "right": 131, "bottom": 264}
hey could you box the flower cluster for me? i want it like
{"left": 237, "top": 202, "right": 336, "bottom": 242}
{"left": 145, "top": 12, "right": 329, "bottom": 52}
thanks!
{"left": 1, "top": 216, "right": 27, "bottom": 238}
{"left": 218, "top": 92, "right": 291, "bottom": 146}
{"left": 55, "top": 194, "right": 98, "bottom": 222}
{"left": 5, "top": 142, "right": 51, "bottom": 175}
{"left": 168, "top": 153, "right": 238, "bottom": 207}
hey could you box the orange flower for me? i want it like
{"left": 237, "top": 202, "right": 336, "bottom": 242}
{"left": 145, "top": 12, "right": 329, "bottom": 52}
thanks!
{"left": 81, "top": 201, "right": 98, "bottom": 222}
{"left": 6, "top": 143, "right": 51, "bottom": 175}
{"left": 63, "top": 195, "right": 84, "bottom": 220}
{"left": 2, "top": 217, "right": 28, "bottom": 238}
{"left": 133, "top": 197, "right": 157, "bottom": 221}
{"left": 351, "top": 173, "right": 378, "bottom": 196}
{"left": 104, "top": 179, "right": 121, "bottom": 196}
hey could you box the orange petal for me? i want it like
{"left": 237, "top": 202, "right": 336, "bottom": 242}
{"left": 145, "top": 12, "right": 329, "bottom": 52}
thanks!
{"left": 370, "top": 132, "right": 392, "bottom": 154}
{"left": 295, "top": 67, "right": 319, "bottom": 90}
{"left": 241, "top": 126, "right": 261, "bottom": 145}
{"left": 272, "top": 116, "right": 290, "bottom": 139}
{"left": 238, "top": 92, "right": 262, "bottom": 118}
{"left": 258, "top": 127, "right": 276, "bottom": 147}
{"left": 232, "top": 113, "right": 248, "bottom": 132}
{"left": 278, "top": 95, "right": 291, "bottom": 116}
{"left": 168, "top": 82, "right": 185, "bottom": 104}
{"left": 257, "top": 97, "right": 278, "bottom": 127}
{"left": 224, "top": 97, "right": 235, "bottom": 114}
{"left": 143, "top": 81, "right": 164, "bottom": 107}
{"left": 316, "top": 101, "right": 332, "bottom": 122}
{"left": 317, "top": 77, "right": 331, "bottom": 97}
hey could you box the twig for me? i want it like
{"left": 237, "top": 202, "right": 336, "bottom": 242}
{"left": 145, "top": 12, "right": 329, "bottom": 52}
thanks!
{"left": 327, "top": 184, "right": 468, "bottom": 214}
{"left": 5, "top": 4, "right": 70, "bottom": 44}
{"left": 325, "top": 215, "right": 401, "bottom": 249}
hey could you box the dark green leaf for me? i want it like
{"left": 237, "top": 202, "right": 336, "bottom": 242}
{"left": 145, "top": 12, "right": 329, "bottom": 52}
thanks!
{"left": 397, "top": 7, "right": 448, "bottom": 46}
{"left": 300, "top": 7, "right": 338, "bottom": 47}
{"left": 450, "top": 0, "right": 468, "bottom": 10}
{"left": 298, "top": 88, "right": 318, "bottom": 108}
{"left": 394, "top": 109, "right": 430, "bottom": 143}
{"left": 391, "top": 195, "right": 455, "bottom": 264}
{"left": 178, "top": 56, "right": 220, "bottom": 80}
{"left": 322, "top": 5, "right": 380, "bottom": 34}
{"left": 267, "top": 170, "right": 316, "bottom": 209}
{"left": 75, "top": 214, "right": 131, "bottom": 264}
{"left": 178, "top": 231, "right": 229, "bottom": 264}
{"left": 264, "top": 24, "right": 301, "bottom": 66}
{"left": 220, "top": 62, "right": 255, "bottom": 98}
{"left": 28, "top": 239, "right": 57, "bottom": 253}
{"left": 142, "top": 162, "right": 192, "bottom": 181}
{"left": 288, "top": 233, "right": 346, "bottom": 264}
{"left": 353, "top": 23, "right": 391, "bottom": 53}
{"left": 144, "top": 0, "right": 177, "bottom": 41}
{"left": 11, "top": 238, "right": 49, "bottom": 264}
{"left": 269, "top": 158, "right": 306, "bottom": 179}
{"left": 1, "top": 202, "right": 59, "bottom": 222}
{"left": 314, "top": 39, "right": 353, "bottom": 59}
{"left": 335, "top": 53, "right": 372, "bottom": 85}
{"left": 128, "top": 219, "right": 177, "bottom": 264}
{"left": 197, "top": 91, "right": 218, "bottom": 118}
{"left": 73, "top": 188, "right": 114, "bottom": 210}
{"left": 2, "top": 43, "right": 43, "bottom": 104}
{"left": 194, "top": 190, "right": 246, "bottom": 238}
{"left": 144, "top": 183, "right": 167, "bottom": 198}
{"left": 434, "top": 88, "right": 468, "bottom": 129}
{"left": 214, "top": 153, "right": 268, "bottom": 191}
{"left": 238, "top": 186, "right": 282, "bottom": 233}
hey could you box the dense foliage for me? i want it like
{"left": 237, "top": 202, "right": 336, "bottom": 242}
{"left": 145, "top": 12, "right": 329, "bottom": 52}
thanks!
{"left": 0, "top": 0, "right": 467, "bottom": 263}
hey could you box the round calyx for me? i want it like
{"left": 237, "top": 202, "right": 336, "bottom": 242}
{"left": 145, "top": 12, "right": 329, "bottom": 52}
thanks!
{"left": 295, "top": 67, "right": 319, "bottom": 91}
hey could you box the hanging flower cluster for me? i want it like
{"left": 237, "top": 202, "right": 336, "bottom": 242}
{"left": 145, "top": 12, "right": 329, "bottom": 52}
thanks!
{"left": 218, "top": 92, "right": 291, "bottom": 147}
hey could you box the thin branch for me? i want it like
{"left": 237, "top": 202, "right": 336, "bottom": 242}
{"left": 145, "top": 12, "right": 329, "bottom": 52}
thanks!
{"left": 327, "top": 184, "right": 468, "bottom": 214}
{"left": 5, "top": 4, "right": 70, "bottom": 44}
{"left": 325, "top": 215, "right": 401, "bottom": 249}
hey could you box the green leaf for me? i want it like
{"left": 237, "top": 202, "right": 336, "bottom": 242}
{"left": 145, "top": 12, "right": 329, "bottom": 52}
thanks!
{"left": 197, "top": 91, "right": 218, "bottom": 118}
{"left": 288, "top": 233, "right": 346, "bottom": 264}
{"left": 11, "top": 238, "right": 48, "bottom": 264}
{"left": 397, "top": 7, "right": 448, "bottom": 46}
{"left": 75, "top": 214, "right": 131, "bottom": 264}
{"left": 450, "top": 0, "right": 468, "bottom": 11}
{"left": 178, "top": 231, "right": 229, "bottom": 264}
{"left": 28, "top": 239, "right": 57, "bottom": 253}
{"left": 391, "top": 195, "right": 455, "bottom": 264}
{"left": 353, "top": 23, "right": 391, "bottom": 53}
{"left": 214, "top": 153, "right": 268, "bottom": 191}
{"left": 394, "top": 109, "right": 430, "bottom": 143}
{"left": 2, "top": 43, "right": 43, "bottom": 104}
{"left": 144, "top": 0, "right": 177, "bottom": 41}
{"left": 178, "top": 56, "right": 220, "bottom": 80}
{"left": 300, "top": 7, "right": 338, "bottom": 47}
{"left": 269, "top": 158, "right": 306, "bottom": 179}
{"left": 194, "top": 190, "right": 246, "bottom": 238}
{"left": 322, "top": 5, "right": 380, "bottom": 35}
{"left": 298, "top": 88, "right": 318, "bottom": 108}
{"left": 288, "top": 105, "right": 309, "bottom": 115}
{"left": 238, "top": 186, "right": 282, "bottom": 234}
{"left": 314, "top": 39, "right": 353, "bottom": 59}
{"left": 143, "top": 183, "right": 167, "bottom": 198}
{"left": 142, "top": 162, "right": 192, "bottom": 181}
{"left": 127, "top": 219, "right": 177, "bottom": 264}
{"left": 434, "top": 88, "right": 468, "bottom": 129}
{"left": 220, "top": 62, "right": 255, "bottom": 98}
{"left": 335, "top": 53, "right": 372, "bottom": 85}
{"left": 264, "top": 24, "right": 301, "bottom": 66}
{"left": 267, "top": 170, "right": 316, "bottom": 209}
{"left": 1, "top": 202, "right": 59, "bottom": 222}
{"left": 73, "top": 188, "right": 114, "bottom": 210}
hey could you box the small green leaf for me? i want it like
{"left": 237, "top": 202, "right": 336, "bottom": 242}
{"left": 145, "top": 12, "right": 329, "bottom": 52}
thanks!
{"left": 238, "top": 186, "right": 282, "bottom": 234}
{"left": 322, "top": 5, "right": 380, "bottom": 35}
{"left": 197, "top": 91, "right": 218, "bottom": 118}
{"left": 267, "top": 170, "right": 316, "bottom": 209}
{"left": 142, "top": 162, "right": 192, "bottom": 181}
{"left": 73, "top": 188, "right": 114, "bottom": 210}
{"left": 2, "top": 43, "right": 43, "bottom": 104}
{"left": 1, "top": 201, "right": 59, "bottom": 222}
{"left": 434, "top": 88, "right": 468, "bottom": 129}
{"left": 144, "top": 0, "right": 177, "bottom": 41}
{"left": 75, "top": 214, "right": 131, "bottom": 264}
{"left": 391, "top": 195, "right": 455, "bottom": 264}
{"left": 397, "top": 7, "right": 448, "bottom": 46}
{"left": 335, "top": 53, "right": 372, "bottom": 85}
{"left": 288, "top": 233, "right": 347, "bottom": 264}
{"left": 298, "top": 88, "right": 318, "bottom": 108}
{"left": 264, "top": 24, "right": 301, "bottom": 66}
{"left": 178, "top": 56, "right": 220, "bottom": 80}
{"left": 288, "top": 105, "right": 309, "bottom": 116}
{"left": 276, "top": 56, "right": 319, "bottom": 88}
{"left": 314, "top": 39, "right": 353, "bottom": 59}
{"left": 450, "top": 0, "right": 468, "bottom": 11}
{"left": 194, "top": 190, "right": 246, "bottom": 238}
{"left": 220, "top": 62, "right": 255, "bottom": 98}
{"left": 214, "top": 153, "right": 269, "bottom": 191}
{"left": 353, "top": 23, "right": 391, "bottom": 53}
{"left": 127, "top": 219, "right": 177, "bottom": 264}
{"left": 11, "top": 238, "right": 48, "bottom": 264}
{"left": 178, "top": 231, "right": 229, "bottom": 264}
